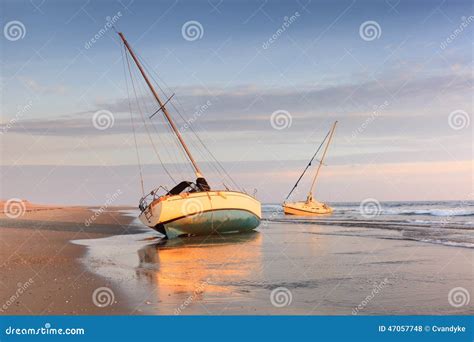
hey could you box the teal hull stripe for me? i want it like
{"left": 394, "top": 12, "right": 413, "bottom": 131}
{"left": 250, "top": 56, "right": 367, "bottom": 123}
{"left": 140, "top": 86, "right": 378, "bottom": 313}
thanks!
{"left": 162, "top": 209, "right": 260, "bottom": 238}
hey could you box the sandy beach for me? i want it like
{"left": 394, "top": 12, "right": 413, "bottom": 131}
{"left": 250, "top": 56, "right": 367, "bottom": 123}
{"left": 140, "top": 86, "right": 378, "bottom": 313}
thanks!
{"left": 0, "top": 204, "right": 142, "bottom": 315}
{"left": 0, "top": 203, "right": 472, "bottom": 316}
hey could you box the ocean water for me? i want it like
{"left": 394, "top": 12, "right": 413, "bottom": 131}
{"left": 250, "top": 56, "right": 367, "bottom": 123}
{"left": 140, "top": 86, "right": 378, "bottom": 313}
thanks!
{"left": 263, "top": 200, "right": 474, "bottom": 248}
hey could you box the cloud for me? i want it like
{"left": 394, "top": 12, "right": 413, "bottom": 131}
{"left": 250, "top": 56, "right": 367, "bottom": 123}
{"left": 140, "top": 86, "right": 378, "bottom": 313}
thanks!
{"left": 3, "top": 70, "right": 472, "bottom": 137}
{"left": 20, "top": 77, "right": 68, "bottom": 95}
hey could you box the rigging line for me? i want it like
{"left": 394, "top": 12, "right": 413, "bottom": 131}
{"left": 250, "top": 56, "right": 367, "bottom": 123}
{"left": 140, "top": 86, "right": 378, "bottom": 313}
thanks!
{"left": 128, "top": 54, "right": 182, "bottom": 184}
{"left": 173, "top": 103, "right": 242, "bottom": 190}
{"left": 125, "top": 47, "right": 177, "bottom": 184}
{"left": 141, "top": 88, "right": 190, "bottom": 181}
{"left": 156, "top": 100, "right": 196, "bottom": 178}
{"left": 139, "top": 91, "right": 183, "bottom": 178}
{"left": 107, "top": 25, "right": 123, "bottom": 48}
{"left": 141, "top": 60, "right": 243, "bottom": 190}
{"left": 142, "top": 97, "right": 187, "bottom": 180}
{"left": 131, "top": 55, "right": 192, "bottom": 183}
{"left": 135, "top": 55, "right": 201, "bottom": 179}
{"left": 131, "top": 67, "right": 183, "bottom": 183}
{"left": 176, "top": 117, "right": 238, "bottom": 190}
{"left": 136, "top": 52, "right": 241, "bottom": 189}
{"left": 135, "top": 53, "right": 174, "bottom": 102}
{"left": 166, "top": 98, "right": 235, "bottom": 189}
{"left": 122, "top": 44, "right": 145, "bottom": 196}
{"left": 182, "top": 118, "right": 242, "bottom": 191}
{"left": 165, "top": 100, "right": 227, "bottom": 179}
{"left": 284, "top": 129, "right": 331, "bottom": 202}
{"left": 141, "top": 57, "right": 241, "bottom": 190}
{"left": 167, "top": 98, "right": 219, "bottom": 169}
{"left": 133, "top": 56, "right": 195, "bottom": 176}
{"left": 177, "top": 128, "right": 224, "bottom": 183}
{"left": 121, "top": 40, "right": 203, "bottom": 179}
{"left": 309, "top": 121, "right": 338, "bottom": 197}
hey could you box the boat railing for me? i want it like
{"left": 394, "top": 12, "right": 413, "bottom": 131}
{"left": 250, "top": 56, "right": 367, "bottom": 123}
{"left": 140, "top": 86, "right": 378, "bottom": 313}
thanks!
{"left": 138, "top": 186, "right": 169, "bottom": 211}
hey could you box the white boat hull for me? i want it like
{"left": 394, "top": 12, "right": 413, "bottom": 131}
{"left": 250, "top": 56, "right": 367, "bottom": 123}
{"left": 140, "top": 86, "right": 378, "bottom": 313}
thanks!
{"left": 139, "top": 191, "right": 261, "bottom": 238}
{"left": 283, "top": 200, "right": 333, "bottom": 216}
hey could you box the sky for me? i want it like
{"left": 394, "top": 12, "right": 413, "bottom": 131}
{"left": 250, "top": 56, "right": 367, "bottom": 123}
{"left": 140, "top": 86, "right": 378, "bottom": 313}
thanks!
{"left": 0, "top": 0, "right": 472, "bottom": 205}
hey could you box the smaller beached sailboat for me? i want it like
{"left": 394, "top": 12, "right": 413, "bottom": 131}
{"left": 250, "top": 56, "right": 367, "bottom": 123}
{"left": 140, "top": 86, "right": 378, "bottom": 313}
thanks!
{"left": 283, "top": 121, "right": 337, "bottom": 216}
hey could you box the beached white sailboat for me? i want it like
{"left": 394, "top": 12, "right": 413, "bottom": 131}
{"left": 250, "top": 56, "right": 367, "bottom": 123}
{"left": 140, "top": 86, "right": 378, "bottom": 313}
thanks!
{"left": 283, "top": 121, "right": 337, "bottom": 216}
{"left": 117, "top": 32, "right": 261, "bottom": 238}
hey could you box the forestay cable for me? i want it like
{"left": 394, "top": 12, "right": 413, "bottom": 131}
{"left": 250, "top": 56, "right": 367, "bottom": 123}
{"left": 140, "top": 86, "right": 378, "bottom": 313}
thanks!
{"left": 284, "top": 129, "right": 331, "bottom": 201}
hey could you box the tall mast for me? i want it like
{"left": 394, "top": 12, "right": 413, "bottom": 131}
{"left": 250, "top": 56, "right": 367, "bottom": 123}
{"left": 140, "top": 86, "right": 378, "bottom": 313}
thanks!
{"left": 307, "top": 121, "right": 337, "bottom": 201}
{"left": 118, "top": 32, "right": 203, "bottom": 178}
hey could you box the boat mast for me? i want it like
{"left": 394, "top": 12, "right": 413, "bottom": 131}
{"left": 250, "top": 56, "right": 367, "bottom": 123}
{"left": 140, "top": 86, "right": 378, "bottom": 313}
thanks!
{"left": 118, "top": 32, "right": 203, "bottom": 178}
{"left": 307, "top": 121, "right": 337, "bottom": 201}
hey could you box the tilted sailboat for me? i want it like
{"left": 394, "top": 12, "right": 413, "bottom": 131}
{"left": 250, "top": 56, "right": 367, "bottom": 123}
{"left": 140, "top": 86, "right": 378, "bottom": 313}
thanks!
{"left": 283, "top": 121, "right": 337, "bottom": 216}
{"left": 117, "top": 32, "right": 261, "bottom": 238}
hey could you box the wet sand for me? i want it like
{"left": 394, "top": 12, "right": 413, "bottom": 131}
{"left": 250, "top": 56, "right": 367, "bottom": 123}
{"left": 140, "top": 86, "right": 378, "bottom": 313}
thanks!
{"left": 75, "top": 218, "right": 474, "bottom": 315}
{"left": 0, "top": 205, "right": 473, "bottom": 315}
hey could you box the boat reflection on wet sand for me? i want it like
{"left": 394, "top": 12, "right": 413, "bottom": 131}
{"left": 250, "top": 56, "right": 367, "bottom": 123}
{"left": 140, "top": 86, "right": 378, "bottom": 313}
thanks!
{"left": 136, "top": 232, "right": 262, "bottom": 314}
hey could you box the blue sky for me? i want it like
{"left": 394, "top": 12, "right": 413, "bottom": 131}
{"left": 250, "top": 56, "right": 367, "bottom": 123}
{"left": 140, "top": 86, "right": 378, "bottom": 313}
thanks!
{"left": 1, "top": 0, "right": 472, "bottom": 205}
